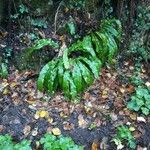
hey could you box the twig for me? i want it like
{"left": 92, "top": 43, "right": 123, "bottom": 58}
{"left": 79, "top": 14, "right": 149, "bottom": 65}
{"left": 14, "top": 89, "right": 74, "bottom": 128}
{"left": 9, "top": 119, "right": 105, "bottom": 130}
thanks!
{"left": 54, "top": 1, "right": 63, "bottom": 35}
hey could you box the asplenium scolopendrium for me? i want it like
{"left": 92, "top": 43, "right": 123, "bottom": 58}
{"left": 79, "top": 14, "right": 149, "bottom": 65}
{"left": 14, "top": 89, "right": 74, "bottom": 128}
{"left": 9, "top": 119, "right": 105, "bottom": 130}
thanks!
{"left": 27, "top": 19, "right": 122, "bottom": 101}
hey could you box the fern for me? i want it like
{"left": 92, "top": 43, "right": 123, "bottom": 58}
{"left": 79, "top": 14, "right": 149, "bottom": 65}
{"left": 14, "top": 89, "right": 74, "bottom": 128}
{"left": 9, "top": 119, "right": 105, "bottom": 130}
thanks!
{"left": 25, "top": 39, "right": 59, "bottom": 56}
{"left": 27, "top": 19, "right": 121, "bottom": 101}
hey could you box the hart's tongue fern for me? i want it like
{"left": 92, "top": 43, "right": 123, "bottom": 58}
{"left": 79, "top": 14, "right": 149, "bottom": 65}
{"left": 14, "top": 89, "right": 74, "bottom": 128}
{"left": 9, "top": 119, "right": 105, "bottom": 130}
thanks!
{"left": 26, "top": 19, "right": 122, "bottom": 101}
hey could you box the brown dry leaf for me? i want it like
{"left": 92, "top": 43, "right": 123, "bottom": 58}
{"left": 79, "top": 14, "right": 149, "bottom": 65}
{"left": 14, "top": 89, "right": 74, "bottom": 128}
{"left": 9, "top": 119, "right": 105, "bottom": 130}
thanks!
{"left": 127, "top": 85, "right": 135, "bottom": 93}
{"left": 0, "top": 125, "right": 4, "bottom": 132}
{"left": 63, "top": 122, "right": 74, "bottom": 131}
{"left": 133, "top": 131, "right": 142, "bottom": 138}
{"left": 130, "top": 113, "right": 137, "bottom": 121}
{"left": 11, "top": 92, "right": 18, "bottom": 98}
{"left": 92, "top": 139, "right": 99, "bottom": 150}
{"left": 78, "top": 114, "right": 88, "bottom": 128}
{"left": 120, "top": 87, "right": 125, "bottom": 94}
{"left": 52, "top": 128, "right": 61, "bottom": 136}
{"left": 94, "top": 118, "right": 102, "bottom": 127}
{"left": 23, "top": 125, "right": 31, "bottom": 136}
{"left": 123, "top": 108, "right": 130, "bottom": 116}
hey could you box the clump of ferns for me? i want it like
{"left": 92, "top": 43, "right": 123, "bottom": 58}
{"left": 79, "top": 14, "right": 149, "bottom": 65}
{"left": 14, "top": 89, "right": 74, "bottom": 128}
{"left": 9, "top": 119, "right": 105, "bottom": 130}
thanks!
{"left": 26, "top": 19, "right": 122, "bottom": 101}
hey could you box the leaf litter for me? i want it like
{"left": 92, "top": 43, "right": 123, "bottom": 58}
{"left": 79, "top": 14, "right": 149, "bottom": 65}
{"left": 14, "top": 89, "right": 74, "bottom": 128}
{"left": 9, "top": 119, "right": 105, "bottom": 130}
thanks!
{"left": 0, "top": 60, "right": 150, "bottom": 149}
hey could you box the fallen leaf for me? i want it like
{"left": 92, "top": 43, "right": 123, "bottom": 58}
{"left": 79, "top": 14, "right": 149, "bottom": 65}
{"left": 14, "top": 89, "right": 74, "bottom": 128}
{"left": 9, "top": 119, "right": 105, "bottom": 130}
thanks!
{"left": 78, "top": 114, "right": 88, "bottom": 128}
{"left": 92, "top": 139, "right": 99, "bottom": 150}
{"left": 100, "top": 137, "right": 108, "bottom": 150}
{"left": 127, "top": 85, "right": 135, "bottom": 93}
{"left": 130, "top": 113, "right": 137, "bottom": 121}
{"left": 10, "top": 82, "right": 17, "bottom": 88}
{"left": 129, "top": 127, "right": 135, "bottom": 132}
{"left": 23, "top": 125, "right": 31, "bottom": 136}
{"left": 39, "top": 110, "right": 49, "bottom": 118}
{"left": 34, "top": 113, "right": 39, "bottom": 120}
{"left": 120, "top": 88, "right": 125, "bottom": 93}
{"left": 52, "top": 128, "right": 61, "bottom": 136}
{"left": 47, "top": 117, "right": 53, "bottom": 123}
{"left": 32, "top": 128, "right": 38, "bottom": 136}
{"left": 3, "top": 88, "right": 9, "bottom": 95}
{"left": 63, "top": 122, "right": 74, "bottom": 130}
{"left": 0, "top": 125, "right": 4, "bottom": 132}
{"left": 137, "top": 116, "right": 146, "bottom": 123}
{"left": 145, "top": 82, "right": 150, "bottom": 87}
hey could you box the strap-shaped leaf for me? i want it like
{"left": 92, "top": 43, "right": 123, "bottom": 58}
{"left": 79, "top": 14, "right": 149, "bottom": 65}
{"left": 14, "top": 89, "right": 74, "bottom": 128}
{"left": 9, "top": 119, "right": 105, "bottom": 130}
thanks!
{"left": 69, "top": 36, "right": 96, "bottom": 57}
{"left": 104, "top": 33, "right": 117, "bottom": 62}
{"left": 78, "top": 57, "right": 102, "bottom": 79}
{"left": 91, "top": 33, "right": 104, "bottom": 60}
{"left": 69, "top": 77, "right": 77, "bottom": 99}
{"left": 103, "top": 25, "right": 119, "bottom": 39}
{"left": 47, "top": 67, "right": 58, "bottom": 94}
{"left": 77, "top": 60, "right": 94, "bottom": 86}
{"left": 63, "top": 48, "right": 70, "bottom": 69}
{"left": 26, "top": 39, "right": 59, "bottom": 56}
{"left": 71, "top": 60, "right": 83, "bottom": 92}
{"left": 57, "top": 59, "right": 64, "bottom": 88}
{"left": 63, "top": 70, "right": 71, "bottom": 98}
{"left": 95, "top": 32, "right": 109, "bottom": 61}
{"left": 37, "top": 61, "right": 52, "bottom": 91}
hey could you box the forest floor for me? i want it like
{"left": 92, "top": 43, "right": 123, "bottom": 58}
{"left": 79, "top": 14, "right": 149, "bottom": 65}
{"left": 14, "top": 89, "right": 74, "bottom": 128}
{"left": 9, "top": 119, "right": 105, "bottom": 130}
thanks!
{"left": 0, "top": 55, "right": 150, "bottom": 149}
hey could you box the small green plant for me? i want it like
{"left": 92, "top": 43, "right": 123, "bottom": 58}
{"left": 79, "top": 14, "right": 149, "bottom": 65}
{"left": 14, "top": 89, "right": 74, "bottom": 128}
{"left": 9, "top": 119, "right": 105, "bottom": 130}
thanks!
{"left": 25, "top": 39, "right": 59, "bottom": 56}
{"left": 36, "top": 19, "right": 121, "bottom": 100}
{"left": 25, "top": 19, "right": 121, "bottom": 100}
{"left": 113, "top": 125, "right": 136, "bottom": 150}
{"left": 0, "top": 134, "right": 32, "bottom": 150}
{"left": 128, "top": 6, "right": 150, "bottom": 62}
{"left": 127, "top": 87, "right": 150, "bottom": 115}
{"left": 40, "top": 133, "right": 83, "bottom": 150}
{"left": 0, "top": 63, "right": 8, "bottom": 78}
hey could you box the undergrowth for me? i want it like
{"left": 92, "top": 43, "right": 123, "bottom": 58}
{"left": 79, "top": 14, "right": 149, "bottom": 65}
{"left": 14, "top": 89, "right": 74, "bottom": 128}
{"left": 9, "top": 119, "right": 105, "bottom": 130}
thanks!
{"left": 26, "top": 19, "right": 121, "bottom": 101}
{"left": 0, "top": 134, "right": 83, "bottom": 150}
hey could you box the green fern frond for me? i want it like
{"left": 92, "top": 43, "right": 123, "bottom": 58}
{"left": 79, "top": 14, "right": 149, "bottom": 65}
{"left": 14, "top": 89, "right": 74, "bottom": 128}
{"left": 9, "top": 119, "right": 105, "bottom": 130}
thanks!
{"left": 28, "top": 19, "right": 122, "bottom": 101}
{"left": 26, "top": 39, "right": 59, "bottom": 56}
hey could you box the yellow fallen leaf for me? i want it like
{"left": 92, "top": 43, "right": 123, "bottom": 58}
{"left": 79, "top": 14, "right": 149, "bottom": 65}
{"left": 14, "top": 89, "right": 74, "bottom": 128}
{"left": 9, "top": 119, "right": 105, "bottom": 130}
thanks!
{"left": 52, "top": 128, "right": 61, "bottom": 136}
{"left": 10, "top": 82, "right": 17, "bottom": 87}
{"left": 3, "top": 88, "right": 9, "bottom": 95}
{"left": 39, "top": 110, "right": 49, "bottom": 118}
{"left": 47, "top": 117, "right": 53, "bottom": 123}
{"left": 129, "top": 127, "right": 135, "bottom": 132}
{"left": 101, "top": 90, "right": 108, "bottom": 99}
{"left": 60, "top": 112, "right": 68, "bottom": 118}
